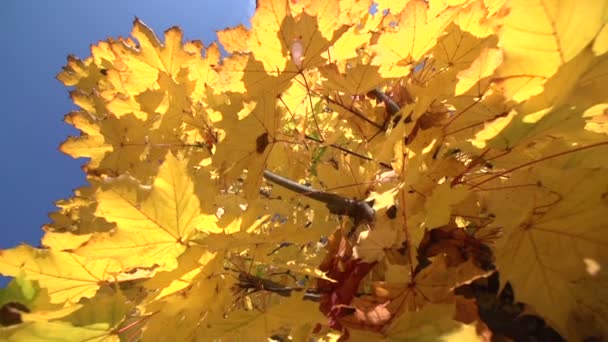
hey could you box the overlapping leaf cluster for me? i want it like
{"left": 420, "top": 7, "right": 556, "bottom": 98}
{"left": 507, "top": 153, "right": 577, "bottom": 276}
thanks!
{"left": 1, "top": 0, "right": 608, "bottom": 340}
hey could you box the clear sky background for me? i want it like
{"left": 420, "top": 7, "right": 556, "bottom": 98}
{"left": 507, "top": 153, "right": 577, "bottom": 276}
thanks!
{"left": 0, "top": 1, "right": 255, "bottom": 256}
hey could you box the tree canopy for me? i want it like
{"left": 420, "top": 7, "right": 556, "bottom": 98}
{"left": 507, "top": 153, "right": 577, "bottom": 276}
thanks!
{"left": 1, "top": 0, "right": 608, "bottom": 340}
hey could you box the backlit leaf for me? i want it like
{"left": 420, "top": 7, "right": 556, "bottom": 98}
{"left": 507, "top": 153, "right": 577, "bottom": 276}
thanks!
{"left": 0, "top": 246, "right": 121, "bottom": 304}
{"left": 7, "top": 1, "right": 608, "bottom": 340}
{"left": 75, "top": 153, "right": 217, "bottom": 271}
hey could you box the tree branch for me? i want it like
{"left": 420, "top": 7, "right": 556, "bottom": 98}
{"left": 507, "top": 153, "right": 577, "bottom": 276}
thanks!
{"left": 263, "top": 170, "right": 375, "bottom": 224}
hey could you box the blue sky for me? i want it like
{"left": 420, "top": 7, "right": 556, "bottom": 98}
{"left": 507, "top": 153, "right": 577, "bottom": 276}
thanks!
{"left": 0, "top": 1, "right": 255, "bottom": 253}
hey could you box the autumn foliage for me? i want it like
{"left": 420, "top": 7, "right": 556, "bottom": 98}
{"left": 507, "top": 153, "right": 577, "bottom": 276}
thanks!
{"left": 1, "top": 0, "right": 608, "bottom": 340}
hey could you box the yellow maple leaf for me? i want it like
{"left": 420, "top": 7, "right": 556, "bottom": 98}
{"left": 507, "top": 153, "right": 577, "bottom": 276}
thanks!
{"left": 140, "top": 253, "right": 234, "bottom": 341}
{"left": 424, "top": 182, "right": 471, "bottom": 228}
{"left": 0, "top": 245, "right": 121, "bottom": 304}
{"left": 320, "top": 64, "right": 384, "bottom": 96}
{"left": 0, "top": 273, "right": 83, "bottom": 323}
{"left": 381, "top": 303, "right": 481, "bottom": 341}
{"left": 374, "top": 0, "right": 408, "bottom": 13}
{"left": 353, "top": 222, "right": 399, "bottom": 263}
{"left": 372, "top": 0, "right": 458, "bottom": 77}
{"left": 142, "top": 247, "right": 220, "bottom": 301}
{"left": 200, "top": 294, "right": 325, "bottom": 340}
{"left": 455, "top": 47, "right": 503, "bottom": 96}
{"left": 496, "top": 0, "right": 608, "bottom": 101}
{"left": 593, "top": 22, "right": 608, "bottom": 55}
{"left": 129, "top": 19, "right": 198, "bottom": 81}
{"left": 330, "top": 23, "right": 373, "bottom": 61}
{"left": 485, "top": 167, "right": 608, "bottom": 340}
{"left": 0, "top": 291, "right": 132, "bottom": 342}
{"left": 41, "top": 181, "right": 115, "bottom": 251}
{"left": 211, "top": 93, "right": 279, "bottom": 199}
{"left": 337, "top": 0, "right": 373, "bottom": 26}
{"left": 583, "top": 103, "right": 608, "bottom": 134}
{"left": 453, "top": 0, "right": 500, "bottom": 38}
{"left": 17, "top": 1, "right": 608, "bottom": 340}
{"left": 75, "top": 153, "right": 223, "bottom": 271}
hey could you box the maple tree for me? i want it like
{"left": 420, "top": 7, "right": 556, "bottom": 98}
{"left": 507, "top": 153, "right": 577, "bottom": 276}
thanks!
{"left": 1, "top": 0, "right": 608, "bottom": 340}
